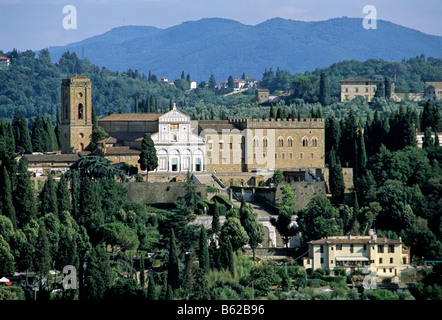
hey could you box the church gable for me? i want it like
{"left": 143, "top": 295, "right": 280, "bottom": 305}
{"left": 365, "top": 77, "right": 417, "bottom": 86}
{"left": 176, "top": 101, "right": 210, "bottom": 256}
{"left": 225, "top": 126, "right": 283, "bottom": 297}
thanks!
{"left": 159, "top": 108, "right": 190, "bottom": 123}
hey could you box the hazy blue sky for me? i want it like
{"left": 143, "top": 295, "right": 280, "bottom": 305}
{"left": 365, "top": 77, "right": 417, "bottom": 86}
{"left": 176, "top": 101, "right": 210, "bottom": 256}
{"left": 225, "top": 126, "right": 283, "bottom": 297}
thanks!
{"left": 1, "top": 0, "right": 441, "bottom": 52}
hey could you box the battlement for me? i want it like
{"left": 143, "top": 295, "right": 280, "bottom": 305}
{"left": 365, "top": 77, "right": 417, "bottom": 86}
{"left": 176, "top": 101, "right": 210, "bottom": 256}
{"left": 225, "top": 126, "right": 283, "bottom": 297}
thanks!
{"left": 229, "top": 118, "right": 324, "bottom": 129}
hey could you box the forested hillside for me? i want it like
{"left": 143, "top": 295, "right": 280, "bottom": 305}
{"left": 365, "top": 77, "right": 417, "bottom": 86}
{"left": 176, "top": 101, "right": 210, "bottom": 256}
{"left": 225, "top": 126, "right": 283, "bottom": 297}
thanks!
{"left": 0, "top": 48, "right": 441, "bottom": 123}
{"left": 46, "top": 17, "right": 442, "bottom": 82}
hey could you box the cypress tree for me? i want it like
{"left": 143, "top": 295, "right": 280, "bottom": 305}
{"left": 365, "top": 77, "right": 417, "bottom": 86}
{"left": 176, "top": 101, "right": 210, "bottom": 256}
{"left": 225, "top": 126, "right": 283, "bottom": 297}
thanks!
{"left": 422, "top": 127, "right": 433, "bottom": 149}
{"left": 211, "top": 201, "right": 220, "bottom": 236}
{"left": 43, "top": 116, "right": 57, "bottom": 152}
{"left": 82, "top": 245, "right": 112, "bottom": 300}
{"left": 39, "top": 172, "right": 58, "bottom": 217}
{"left": 209, "top": 74, "right": 216, "bottom": 90}
{"left": 14, "top": 160, "right": 37, "bottom": 228}
{"left": 31, "top": 115, "right": 49, "bottom": 152}
{"left": 167, "top": 229, "right": 180, "bottom": 289}
{"left": 319, "top": 71, "right": 331, "bottom": 106}
{"left": 0, "top": 166, "right": 17, "bottom": 229}
{"left": 55, "top": 109, "right": 62, "bottom": 149}
{"left": 138, "top": 133, "right": 158, "bottom": 181}
{"left": 139, "top": 253, "right": 146, "bottom": 287}
{"left": 199, "top": 225, "right": 210, "bottom": 273}
{"left": 79, "top": 178, "right": 103, "bottom": 242}
{"left": 384, "top": 76, "right": 392, "bottom": 99}
{"left": 57, "top": 174, "right": 72, "bottom": 214}
{"left": 34, "top": 221, "right": 52, "bottom": 285}
{"left": 147, "top": 275, "right": 157, "bottom": 300}
{"left": 329, "top": 148, "right": 345, "bottom": 204}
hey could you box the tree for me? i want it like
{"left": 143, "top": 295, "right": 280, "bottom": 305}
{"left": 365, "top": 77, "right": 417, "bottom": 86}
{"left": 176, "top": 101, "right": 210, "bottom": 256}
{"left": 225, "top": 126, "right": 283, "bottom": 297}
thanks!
{"left": 384, "top": 76, "right": 392, "bottom": 99}
{"left": 374, "top": 80, "right": 385, "bottom": 99}
{"left": 14, "top": 160, "right": 37, "bottom": 228}
{"left": 319, "top": 71, "right": 331, "bottom": 106}
{"left": 0, "top": 235, "right": 14, "bottom": 277}
{"left": 39, "top": 172, "right": 58, "bottom": 217}
{"left": 34, "top": 221, "right": 51, "bottom": 287}
{"left": 208, "top": 74, "right": 216, "bottom": 90}
{"left": 176, "top": 171, "right": 200, "bottom": 215}
{"left": 239, "top": 199, "right": 264, "bottom": 260}
{"left": 325, "top": 116, "right": 341, "bottom": 164}
{"left": 421, "top": 99, "right": 441, "bottom": 133}
{"left": 57, "top": 174, "right": 72, "bottom": 214}
{"left": 272, "top": 169, "right": 284, "bottom": 184}
{"left": 167, "top": 229, "right": 180, "bottom": 290}
{"left": 297, "top": 196, "right": 343, "bottom": 244}
{"left": 68, "top": 155, "right": 126, "bottom": 182}
{"left": 138, "top": 133, "right": 158, "bottom": 181}
{"left": 147, "top": 275, "right": 157, "bottom": 300}
{"left": 329, "top": 148, "right": 345, "bottom": 204}
{"left": 220, "top": 217, "right": 249, "bottom": 252}
{"left": 79, "top": 178, "right": 103, "bottom": 242}
{"left": 227, "top": 75, "right": 234, "bottom": 89}
{"left": 31, "top": 115, "right": 49, "bottom": 152}
{"left": 211, "top": 201, "right": 221, "bottom": 236}
{"left": 0, "top": 166, "right": 17, "bottom": 229}
{"left": 89, "top": 106, "right": 108, "bottom": 151}
{"left": 54, "top": 109, "right": 62, "bottom": 149}
{"left": 82, "top": 245, "right": 113, "bottom": 300}
{"left": 198, "top": 225, "right": 210, "bottom": 273}
{"left": 270, "top": 185, "right": 297, "bottom": 248}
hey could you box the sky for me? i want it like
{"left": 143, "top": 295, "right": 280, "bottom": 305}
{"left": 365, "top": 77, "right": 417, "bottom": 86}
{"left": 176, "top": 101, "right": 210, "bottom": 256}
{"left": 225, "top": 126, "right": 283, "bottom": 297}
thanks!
{"left": 0, "top": 0, "right": 441, "bottom": 52}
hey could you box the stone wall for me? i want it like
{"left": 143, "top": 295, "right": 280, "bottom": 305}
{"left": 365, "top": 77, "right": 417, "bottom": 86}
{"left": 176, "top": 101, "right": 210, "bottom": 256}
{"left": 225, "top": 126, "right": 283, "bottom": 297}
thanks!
{"left": 125, "top": 181, "right": 207, "bottom": 204}
{"left": 274, "top": 181, "right": 327, "bottom": 211}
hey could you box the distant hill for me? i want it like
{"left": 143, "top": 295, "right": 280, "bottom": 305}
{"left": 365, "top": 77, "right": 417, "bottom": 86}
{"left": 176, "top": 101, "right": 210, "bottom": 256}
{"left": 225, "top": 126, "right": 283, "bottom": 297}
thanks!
{"left": 47, "top": 17, "right": 442, "bottom": 83}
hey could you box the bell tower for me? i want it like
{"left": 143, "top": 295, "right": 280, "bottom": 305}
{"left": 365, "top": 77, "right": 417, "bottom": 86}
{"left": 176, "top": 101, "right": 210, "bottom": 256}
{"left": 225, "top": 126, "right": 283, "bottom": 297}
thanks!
{"left": 60, "top": 76, "right": 93, "bottom": 154}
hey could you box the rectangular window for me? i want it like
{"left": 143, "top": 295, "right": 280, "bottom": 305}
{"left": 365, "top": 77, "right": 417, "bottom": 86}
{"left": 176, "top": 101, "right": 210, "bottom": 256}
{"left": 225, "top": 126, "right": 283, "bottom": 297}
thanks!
{"left": 388, "top": 245, "right": 395, "bottom": 253}
{"left": 378, "top": 245, "right": 384, "bottom": 253}
{"left": 195, "top": 158, "right": 202, "bottom": 171}
{"left": 390, "top": 258, "right": 394, "bottom": 264}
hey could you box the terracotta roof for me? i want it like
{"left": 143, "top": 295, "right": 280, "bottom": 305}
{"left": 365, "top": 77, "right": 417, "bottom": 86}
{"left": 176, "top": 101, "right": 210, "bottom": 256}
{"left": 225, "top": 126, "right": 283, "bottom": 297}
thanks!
{"left": 197, "top": 120, "right": 239, "bottom": 133}
{"left": 98, "top": 113, "right": 163, "bottom": 122}
{"left": 309, "top": 236, "right": 401, "bottom": 245}
{"left": 340, "top": 78, "right": 379, "bottom": 83}
{"left": 0, "top": 56, "right": 10, "bottom": 60}
{"left": 22, "top": 153, "right": 81, "bottom": 163}
{"left": 100, "top": 146, "right": 140, "bottom": 155}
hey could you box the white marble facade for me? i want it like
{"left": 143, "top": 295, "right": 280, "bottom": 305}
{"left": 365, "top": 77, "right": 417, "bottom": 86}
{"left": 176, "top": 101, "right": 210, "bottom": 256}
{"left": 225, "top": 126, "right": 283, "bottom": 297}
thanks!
{"left": 151, "top": 105, "right": 206, "bottom": 173}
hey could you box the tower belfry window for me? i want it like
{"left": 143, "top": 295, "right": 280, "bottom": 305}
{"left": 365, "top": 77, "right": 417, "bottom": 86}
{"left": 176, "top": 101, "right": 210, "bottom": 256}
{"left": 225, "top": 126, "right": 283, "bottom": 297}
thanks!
{"left": 78, "top": 103, "right": 84, "bottom": 120}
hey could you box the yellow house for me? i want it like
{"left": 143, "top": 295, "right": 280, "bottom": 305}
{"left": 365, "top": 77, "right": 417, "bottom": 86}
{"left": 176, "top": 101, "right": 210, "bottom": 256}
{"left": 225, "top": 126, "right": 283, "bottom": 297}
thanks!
{"left": 303, "top": 231, "right": 410, "bottom": 282}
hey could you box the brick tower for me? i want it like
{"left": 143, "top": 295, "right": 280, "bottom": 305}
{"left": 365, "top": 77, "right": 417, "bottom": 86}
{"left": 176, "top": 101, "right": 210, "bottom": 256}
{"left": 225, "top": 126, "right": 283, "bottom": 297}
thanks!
{"left": 60, "top": 76, "right": 93, "bottom": 154}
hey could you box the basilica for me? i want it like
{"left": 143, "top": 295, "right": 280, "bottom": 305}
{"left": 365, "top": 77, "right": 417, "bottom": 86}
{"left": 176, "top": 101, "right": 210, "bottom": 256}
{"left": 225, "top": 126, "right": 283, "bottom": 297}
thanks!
{"left": 60, "top": 76, "right": 325, "bottom": 184}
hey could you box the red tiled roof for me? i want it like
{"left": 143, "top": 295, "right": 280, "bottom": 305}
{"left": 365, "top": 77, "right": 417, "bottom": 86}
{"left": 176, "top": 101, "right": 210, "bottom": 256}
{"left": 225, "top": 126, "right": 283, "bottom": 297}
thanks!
{"left": 98, "top": 113, "right": 163, "bottom": 122}
{"left": 101, "top": 146, "right": 140, "bottom": 155}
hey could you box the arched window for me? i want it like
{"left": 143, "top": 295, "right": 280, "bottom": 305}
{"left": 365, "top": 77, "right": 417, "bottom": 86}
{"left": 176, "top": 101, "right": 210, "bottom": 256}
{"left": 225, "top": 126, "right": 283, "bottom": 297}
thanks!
{"left": 311, "top": 137, "right": 318, "bottom": 147}
{"left": 278, "top": 137, "right": 284, "bottom": 147}
{"left": 302, "top": 137, "right": 308, "bottom": 147}
{"left": 78, "top": 103, "right": 84, "bottom": 120}
{"left": 287, "top": 137, "right": 293, "bottom": 147}
{"left": 263, "top": 137, "right": 268, "bottom": 147}
{"left": 253, "top": 138, "right": 259, "bottom": 147}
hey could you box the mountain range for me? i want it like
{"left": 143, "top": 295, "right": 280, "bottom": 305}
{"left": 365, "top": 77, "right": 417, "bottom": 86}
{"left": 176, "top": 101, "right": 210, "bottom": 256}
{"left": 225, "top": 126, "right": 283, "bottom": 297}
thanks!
{"left": 47, "top": 17, "right": 442, "bottom": 83}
